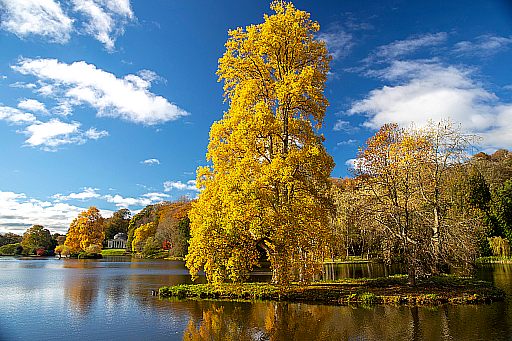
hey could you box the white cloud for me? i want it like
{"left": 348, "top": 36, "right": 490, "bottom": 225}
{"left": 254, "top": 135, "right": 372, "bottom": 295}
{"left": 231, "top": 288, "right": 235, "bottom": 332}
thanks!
{"left": 333, "top": 120, "right": 357, "bottom": 132}
{"left": 0, "top": 190, "right": 112, "bottom": 234}
{"left": 13, "top": 58, "right": 189, "bottom": 125}
{"left": 141, "top": 158, "right": 160, "bottom": 165}
{"left": 51, "top": 101, "right": 73, "bottom": 116}
{"left": 0, "top": 105, "right": 37, "bottom": 124}
{"left": 480, "top": 105, "right": 512, "bottom": 148}
{"left": 454, "top": 35, "right": 512, "bottom": 57}
{"left": 318, "top": 29, "right": 353, "bottom": 60}
{"left": 0, "top": 0, "right": 73, "bottom": 43}
{"left": 17, "top": 99, "right": 47, "bottom": 113}
{"left": 23, "top": 118, "right": 108, "bottom": 150}
{"left": 104, "top": 194, "right": 150, "bottom": 208}
{"left": 85, "top": 127, "right": 109, "bottom": 139}
{"left": 142, "top": 192, "right": 169, "bottom": 202}
{"left": 138, "top": 69, "right": 162, "bottom": 84}
{"left": 71, "top": 0, "right": 134, "bottom": 51}
{"left": 24, "top": 119, "right": 79, "bottom": 147}
{"left": 50, "top": 187, "right": 169, "bottom": 209}
{"left": 370, "top": 33, "right": 447, "bottom": 62}
{"left": 53, "top": 187, "right": 101, "bottom": 201}
{"left": 36, "top": 83, "right": 55, "bottom": 96}
{"left": 103, "top": 191, "right": 168, "bottom": 208}
{"left": 337, "top": 139, "right": 357, "bottom": 146}
{"left": 348, "top": 60, "right": 512, "bottom": 149}
{"left": 163, "top": 180, "right": 198, "bottom": 192}
{"left": 10, "top": 82, "right": 37, "bottom": 89}
{"left": 345, "top": 158, "right": 357, "bottom": 169}
{"left": 0, "top": 0, "right": 135, "bottom": 49}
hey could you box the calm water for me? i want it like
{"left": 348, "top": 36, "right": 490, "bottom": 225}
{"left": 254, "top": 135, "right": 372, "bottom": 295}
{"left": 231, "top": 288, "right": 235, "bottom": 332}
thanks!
{"left": 0, "top": 257, "right": 511, "bottom": 341}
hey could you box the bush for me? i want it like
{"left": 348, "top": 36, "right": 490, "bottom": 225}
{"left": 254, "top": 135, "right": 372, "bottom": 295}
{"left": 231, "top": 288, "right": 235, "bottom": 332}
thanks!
{"left": 0, "top": 243, "right": 23, "bottom": 255}
{"left": 142, "top": 237, "right": 162, "bottom": 257}
{"left": 55, "top": 245, "right": 71, "bottom": 258}
{"left": 359, "top": 292, "right": 378, "bottom": 305}
{"left": 85, "top": 244, "right": 102, "bottom": 254}
{"left": 77, "top": 252, "right": 103, "bottom": 259}
{"left": 35, "top": 248, "right": 47, "bottom": 256}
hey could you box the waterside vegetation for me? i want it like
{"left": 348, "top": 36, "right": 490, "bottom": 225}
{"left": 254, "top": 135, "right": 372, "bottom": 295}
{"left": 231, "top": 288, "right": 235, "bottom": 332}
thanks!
{"left": 159, "top": 275, "right": 504, "bottom": 306}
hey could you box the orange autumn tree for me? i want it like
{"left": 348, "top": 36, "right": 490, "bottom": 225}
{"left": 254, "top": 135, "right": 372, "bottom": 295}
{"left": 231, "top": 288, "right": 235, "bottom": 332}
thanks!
{"left": 186, "top": 1, "right": 334, "bottom": 284}
{"left": 65, "top": 207, "right": 105, "bottom": 253}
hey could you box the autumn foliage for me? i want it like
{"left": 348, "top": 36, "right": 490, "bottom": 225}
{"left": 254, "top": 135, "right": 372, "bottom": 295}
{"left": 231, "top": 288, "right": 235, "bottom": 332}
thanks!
{"left": 335, "top": 122, "right": 483, "bottom": 282}
{"left": 187, "top": 1, "right": 334, "bottom": 284}
{"left": 64, "top": 207, "right": 105, "bottom": 253}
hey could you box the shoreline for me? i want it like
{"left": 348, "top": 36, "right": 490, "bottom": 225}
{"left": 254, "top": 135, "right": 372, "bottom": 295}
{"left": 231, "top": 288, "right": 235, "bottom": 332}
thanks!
{"left": 159, "top": 275, "right": 505, "bottom": 306}
{"left": 476, "top": 256, "right": 512, "bottom": 264}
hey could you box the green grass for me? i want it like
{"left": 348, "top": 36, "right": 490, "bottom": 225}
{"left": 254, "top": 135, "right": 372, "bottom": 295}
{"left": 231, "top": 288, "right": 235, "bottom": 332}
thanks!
{"left": 159, "top": 275, "right": 504, "bottom": 306}
{"left": 476, "top": 256, "right": 512, "bottom": 264}
{"left": 101, "top": 249, "right": 129, "bottom": 256}
{"left": 323, "top": 256, "right": 372, "bottom": 264}
{"left": 164, "top": 256, "right": 185, "bottom": 261}
{"left": 159, "top": 283, "right": 279, "bottom": 300}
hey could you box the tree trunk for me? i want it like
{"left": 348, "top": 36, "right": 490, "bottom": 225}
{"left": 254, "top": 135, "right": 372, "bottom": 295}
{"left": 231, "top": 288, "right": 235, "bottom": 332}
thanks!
{"left": 269, "top": 244, "right": 290, "bottom": 285}
{"left": 408, "top": 265, "right": 416, "bottom": 286}
{"left": 432, "top": 206, "right": 441, "bottom": 273}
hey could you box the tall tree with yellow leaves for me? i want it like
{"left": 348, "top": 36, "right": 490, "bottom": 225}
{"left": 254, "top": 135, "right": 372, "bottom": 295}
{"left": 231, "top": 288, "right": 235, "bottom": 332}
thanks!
{"left": 64, "top": 207, "right": 105, "bottom": 253}
{"left": 187, "top": 1, "right": 334, "bottom": 284}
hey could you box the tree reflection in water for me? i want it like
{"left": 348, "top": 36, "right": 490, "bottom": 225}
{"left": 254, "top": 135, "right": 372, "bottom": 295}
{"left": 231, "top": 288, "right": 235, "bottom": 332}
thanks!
{"left": 178, "top": 297, "right": 511, "bottom": 341}
{"left": 63, "top": 261, "right": 99, "bottom": 315}
{"left": 182, "top": 302, "right": 354, "bottom": 340}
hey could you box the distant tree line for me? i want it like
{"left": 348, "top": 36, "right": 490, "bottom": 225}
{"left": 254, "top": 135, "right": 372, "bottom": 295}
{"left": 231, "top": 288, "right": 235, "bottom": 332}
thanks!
{"left": 0, "top": 225, "right": 64, "bottom": 256}
{"left": 0, "top": 198, "right": 193, "bottom": 259}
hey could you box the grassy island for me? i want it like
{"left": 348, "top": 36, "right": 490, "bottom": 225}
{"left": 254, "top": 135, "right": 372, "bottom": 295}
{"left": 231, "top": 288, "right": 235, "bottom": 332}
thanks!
{"left": 159, "top": 275, "right": 504, "bottom": 306}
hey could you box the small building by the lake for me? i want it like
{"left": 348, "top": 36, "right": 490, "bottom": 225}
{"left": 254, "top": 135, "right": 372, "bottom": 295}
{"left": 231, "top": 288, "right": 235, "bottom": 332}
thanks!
{"left": 107, "top": 233, "right": 127, "bottom": 249}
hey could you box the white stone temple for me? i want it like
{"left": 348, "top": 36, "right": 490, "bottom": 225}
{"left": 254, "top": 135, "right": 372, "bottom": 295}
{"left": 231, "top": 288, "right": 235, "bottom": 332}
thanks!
{"left": 107, "top": 233, "right": 127, "bottom": 249}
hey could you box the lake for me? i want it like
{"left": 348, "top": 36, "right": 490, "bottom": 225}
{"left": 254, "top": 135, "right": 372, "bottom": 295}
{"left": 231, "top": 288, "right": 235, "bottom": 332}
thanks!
{"left": 0, "top": 257, "right": 511, "bottom": 340}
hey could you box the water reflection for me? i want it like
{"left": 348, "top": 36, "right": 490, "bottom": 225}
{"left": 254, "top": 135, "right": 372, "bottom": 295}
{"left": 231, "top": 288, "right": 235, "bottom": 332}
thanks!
{"left": 63, "top": 261, "right": 100, "bottom": 314}
{"left": 178, "top": 300, "right": 511, "bottom": 341}
{"left": 1, "top": 258, "right": 512, "bottom": 340}
{"left": 322, "top": 262, "right": 406, "bottom": 280}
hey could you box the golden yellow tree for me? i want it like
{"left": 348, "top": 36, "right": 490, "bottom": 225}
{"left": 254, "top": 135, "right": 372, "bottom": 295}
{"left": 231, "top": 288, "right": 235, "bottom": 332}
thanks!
{"left": 187, "top": 1, "right": 334, "bottom": 284}
{"left": 64, "top": 207, "right": 105, "bottom": 253}
{"left": 131, "top": 222, "right": 157, "bottom": 252}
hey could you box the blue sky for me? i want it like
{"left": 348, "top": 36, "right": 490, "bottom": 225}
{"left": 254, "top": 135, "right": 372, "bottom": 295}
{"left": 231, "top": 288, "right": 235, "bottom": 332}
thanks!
{"left": 0, "top": 0, "right": 511, "bottom": 234}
